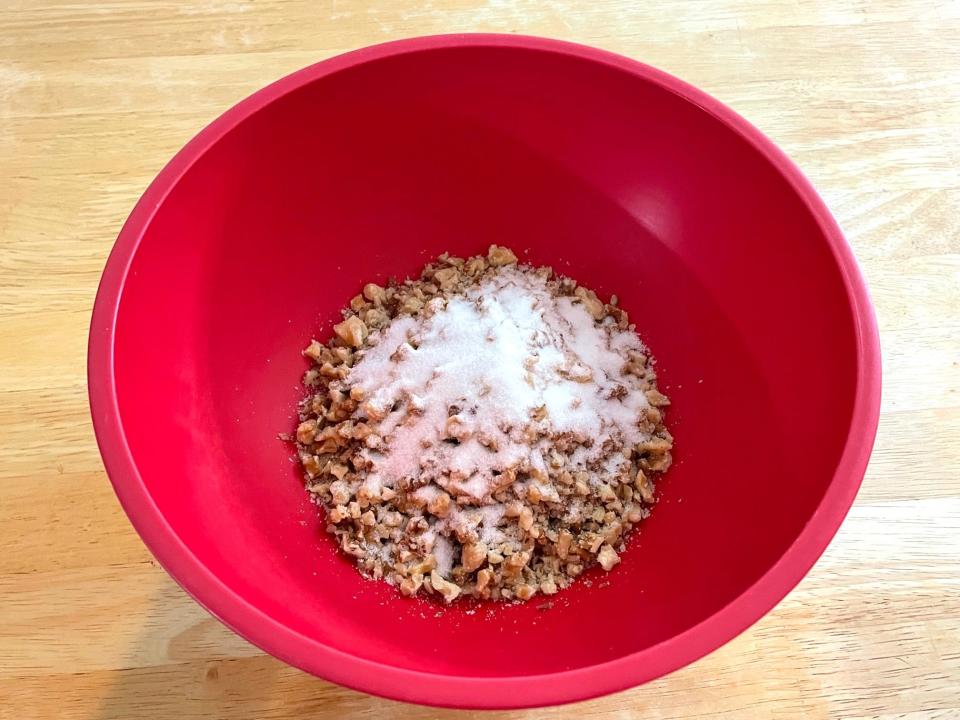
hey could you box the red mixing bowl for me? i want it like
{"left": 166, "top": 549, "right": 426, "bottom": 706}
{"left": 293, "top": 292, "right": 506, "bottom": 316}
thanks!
{"left": 88, "top": 34, "right": 881, "bottom": 708}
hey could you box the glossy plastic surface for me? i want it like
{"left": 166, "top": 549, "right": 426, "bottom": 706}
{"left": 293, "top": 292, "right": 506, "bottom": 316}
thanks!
{"left": 88, "top": 35, "right": 881, "bottom": 709}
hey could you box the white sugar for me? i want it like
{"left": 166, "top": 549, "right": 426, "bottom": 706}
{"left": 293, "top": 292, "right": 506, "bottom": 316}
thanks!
{"left": 347, "top": 268, "right": 650, "bottom": 499}
{"left": 431, "top": 534, "right": 455, "bottom": 577}
{"left": 477, "top": 504, "right": 506, "bottom": 545}
{"left": 413, "top": 484, "right": 442, "bottom": 502}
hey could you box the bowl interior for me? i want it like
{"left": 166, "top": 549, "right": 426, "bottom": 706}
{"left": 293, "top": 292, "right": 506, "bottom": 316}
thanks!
{"left": 109, "top": 45, "right": 857, "bottom": 680}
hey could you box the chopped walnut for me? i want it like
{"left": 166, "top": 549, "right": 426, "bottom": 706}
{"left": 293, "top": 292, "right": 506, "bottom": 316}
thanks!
{"left": 292, "top": 246, "right": 673, "bottom": 603}
{"left": 363, "top": 283, "right": 387, "bottom": 305}
{"left": 645, "top": 388, "right": 671, "bottom": 407}
{"left": 518, "top": 506, "right": 534, "bottom": 531}
{"left": 296, "top": 419, "right": 317, "bottom": 444}
{"left": 430, "top": 570, "right": 462, "bottom": 602}
{"left": 461, "top": 542, "right": 487, "bottom": 572}
{"left": 574, "top": 286, "right": 606, "bottom": 320}
{"left": 333, "top": 316, "right": 368, "bottom": 348}
{"left": 363, "top": 307, "right": 390, "bottom": 328}
{"left": 515, "top": 584, "right": 536, "bottom": 601}
{"left": 464, "top": 256, "right": 488, "bottom": 276}
{"left": 476, "top": 567, "right": 494, "bottom": 592}
{"left": 427, "top": 491, "right": 452, "bottom": 518}
{"left": 433, "top": 267, "right": 460, "bottom": 291}
{"left": 400, "top": 296, "right": 423, "bottom": 314}
{"left": 597, "top": 544, "right": 621, "bottom": 571}
{"left": 487, "top": 244, "right": 518, "bottom": 266}
{"left": 445, "top": 414, "right": 472, "bottom": 441}
{"left": 400, "top": 574, "right": 423, "bottom": 596}
{"left": 503, "top": 551, "right": 530, "bottom": 578}
{"left": 635, "top": 469, "right": 655, "bottom": 503}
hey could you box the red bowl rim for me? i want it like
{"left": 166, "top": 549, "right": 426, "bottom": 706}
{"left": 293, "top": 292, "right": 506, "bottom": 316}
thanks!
{"left": 88, "top": 33, "right": 882, "bottom": 709}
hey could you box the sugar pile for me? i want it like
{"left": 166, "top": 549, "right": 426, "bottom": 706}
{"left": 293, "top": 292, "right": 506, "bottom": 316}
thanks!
{"left": 347, "top": 267, "right": 651, "bottom": 546}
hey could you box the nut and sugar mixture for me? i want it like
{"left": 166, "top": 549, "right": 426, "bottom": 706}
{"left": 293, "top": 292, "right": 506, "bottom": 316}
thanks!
{"left": 294, "top": 246, "right": 672, "bottom": 603}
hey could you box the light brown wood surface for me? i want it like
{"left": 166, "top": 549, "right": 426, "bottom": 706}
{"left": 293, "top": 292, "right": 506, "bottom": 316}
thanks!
{"left": 2, "top": 1, "right": 959, "bottom": 718}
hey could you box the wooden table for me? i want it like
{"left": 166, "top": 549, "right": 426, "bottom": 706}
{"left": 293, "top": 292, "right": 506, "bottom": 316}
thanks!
{"left": 2, "top": 1, "right": 958, "bottom": 717}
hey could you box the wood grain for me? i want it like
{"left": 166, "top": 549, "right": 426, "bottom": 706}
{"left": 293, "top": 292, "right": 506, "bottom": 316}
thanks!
{"left": 1, "top": 1, "right": 958, "bottom": 718}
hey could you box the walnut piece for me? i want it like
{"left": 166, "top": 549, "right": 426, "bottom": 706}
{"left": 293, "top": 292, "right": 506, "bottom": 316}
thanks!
{"left": 487, "top": 244, "right": 518, "bottom": 266}
{"left": 333, "top": 315, "right": 368, "bottom": 348}
{"left": 597, "top": 544, "right": 621, "bottom": 571}
{"left": 461, "top": 542, "right": 487, "bottom": 572}
{"left": 363, "top": 282, "right": 386, "bottom": 305}
{"left": 430, "top": 570, "right": 462, "bottom": 602}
